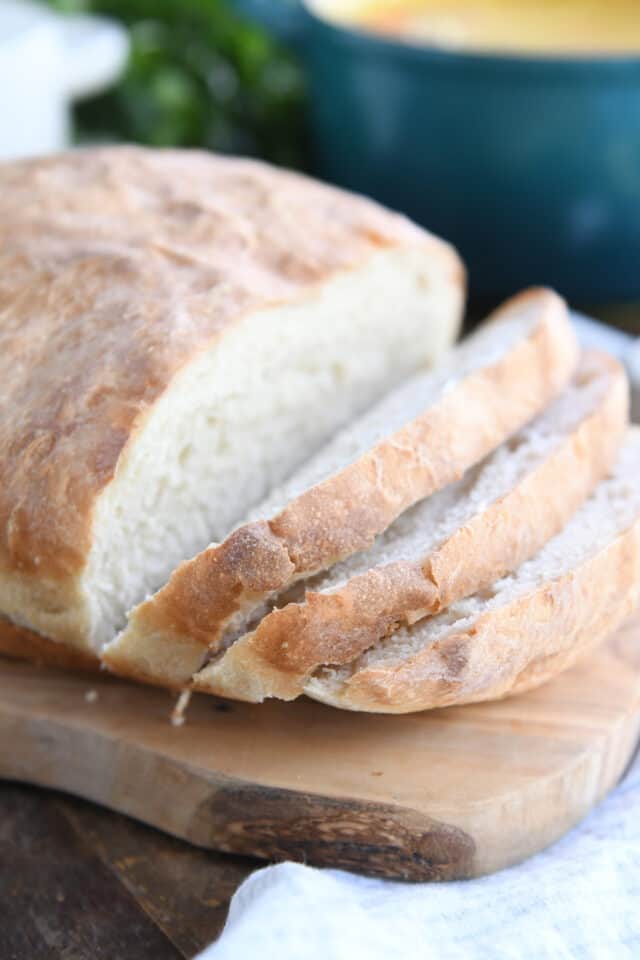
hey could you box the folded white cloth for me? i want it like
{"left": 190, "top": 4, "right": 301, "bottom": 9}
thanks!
{"left": 199, "top": 316, "right": 640, "bottom": 960}
{"left": 199, "top": 751, "right": 640, "bottom": 960}
{"left": 574, "top": 313, "right": 640, "bottom": 418}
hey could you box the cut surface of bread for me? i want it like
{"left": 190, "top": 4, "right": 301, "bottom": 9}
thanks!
{"left": 105, "top": 288, "right": 578, "bottom": 688}
{"left": 193, "top": 351, "right": 629, "bottom": 702}
{"left": 303, "top": 428, "right": 640, "bottom": 713}
{"left": 0, "top": 146, "right": 463, "bottom": 660}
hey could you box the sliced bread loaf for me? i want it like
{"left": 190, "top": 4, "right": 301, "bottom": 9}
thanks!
{"left": 300, "top": 428, "right": 640, "bottom": 713}
{"left": 0, "top": 146, "right": 464, "bottom": 665}
{"left": 193, "top": 352, "right": 629, "bottom": 702}
{"left": 105, "top": 288, "right": 578, "bottom": 688}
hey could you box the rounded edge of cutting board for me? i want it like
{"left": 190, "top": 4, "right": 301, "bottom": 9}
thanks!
{"left": 0, "top": 618, "right": 639, "bottom": 881}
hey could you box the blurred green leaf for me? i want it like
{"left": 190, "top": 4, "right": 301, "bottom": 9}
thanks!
{"left": 46, "top": 0, "right": 307, "bottom": 167}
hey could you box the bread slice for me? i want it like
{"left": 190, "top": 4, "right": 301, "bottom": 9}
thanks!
{"left": 301, "top": 428, "right": 640, "bottom": 713}
{"left": 105, "top": 288, "right": 578, "bottom": 688}
{"left": 192, "top": 351, "right": 629, "bottom": 702}
{"left": 0, "top": 146, "right": 464, "bottom": 664}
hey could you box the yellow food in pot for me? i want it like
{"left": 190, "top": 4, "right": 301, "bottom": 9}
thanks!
{"left": 315, "top": 0, "right": 640, "bottom": 54}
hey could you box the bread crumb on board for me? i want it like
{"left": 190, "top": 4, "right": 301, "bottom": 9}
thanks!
{"left": 84, "top": 689, "right": 99, "bottom": 703}
{"left": 171, "top": 689, "right": 192, "bottom": 727}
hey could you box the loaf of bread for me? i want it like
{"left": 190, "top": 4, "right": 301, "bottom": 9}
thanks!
{"left": 104, "top": 288, "right": 578, "bottom": 688}
{"left": 193, "top": 351, "right": 629, "bottom": 702}
{"left": 2, "top": 146, "right": 634, "bottom": 719}
{"left": 0, "top": 146, "right": 464, "bottom": 665}
{"left": 302, "top": 428, "right": 640, "bottom": 713}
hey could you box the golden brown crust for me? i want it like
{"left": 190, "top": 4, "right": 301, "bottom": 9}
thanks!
{"left": 0, "top": 619, "right": 100, "bottom": 673}
{"left": 267, "top": 289, "right": 576, "bottom": 574}
{"left": 193, "top": 352, "right": 628, "bottom": 702}
{"left": 0, "top": 145, "right": 458, "bottom": 602}
{"left": 126, "top": 522, "right": 296, "bottom": 650}
{"left": 110, "top": 287, "right": 578, "bottom": 689}
{"left": 316, "top": 513, "right": 640, "bottom": 713}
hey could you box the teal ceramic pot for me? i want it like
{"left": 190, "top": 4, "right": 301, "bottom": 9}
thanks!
{"left": 234, "top": 1, "right": 640, "bottom": 303}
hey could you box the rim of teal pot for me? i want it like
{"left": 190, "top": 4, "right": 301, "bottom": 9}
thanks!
{"left": 306, "top": 3, "right": 640, "bottom": 77}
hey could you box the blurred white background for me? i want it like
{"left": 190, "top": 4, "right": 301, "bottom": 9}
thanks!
{"left": 0, "top": 0, "right": 128, "bottom": 158}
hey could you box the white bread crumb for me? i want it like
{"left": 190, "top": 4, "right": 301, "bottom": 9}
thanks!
{"left": 171, "top": 689, "right": 192, "bottom": 727}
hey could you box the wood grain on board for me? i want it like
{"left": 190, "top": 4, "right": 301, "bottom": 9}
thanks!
{"left": 1, "top": 618, "right": 640, "bottom": 883}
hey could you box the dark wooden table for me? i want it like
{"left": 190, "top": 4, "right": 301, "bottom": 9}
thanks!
{"left": 0, "top": 782, "right": 257, "bottom": 959}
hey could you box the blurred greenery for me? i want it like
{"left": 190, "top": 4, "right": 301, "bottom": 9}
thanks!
{"left": 46, "top": 0, "right": 306, "bottom": 167}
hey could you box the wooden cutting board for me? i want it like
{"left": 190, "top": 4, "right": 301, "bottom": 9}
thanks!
{"left": 1, "top": 618, "right": 639, "bottom": 883}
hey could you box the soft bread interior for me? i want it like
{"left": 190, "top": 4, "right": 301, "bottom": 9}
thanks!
{"left": 192, "top": 351, "right": 623, "bottom": 701}
{"left": 199, "top": 294, "right": 570, "bottom": 650}
{"left": 105, "top": 288, "right": 575, "bottom": 689}
{"left": 77, "top": 246, "right": 460, "bottom": 652}
{"left": 308, "top": 427, "right": 640, "bottom": 700}
{"left": 246, "top": 294, "right": 541, "bottom": 520}
{"left": 311, "top": 353, "right": 617, "bottom": 594}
